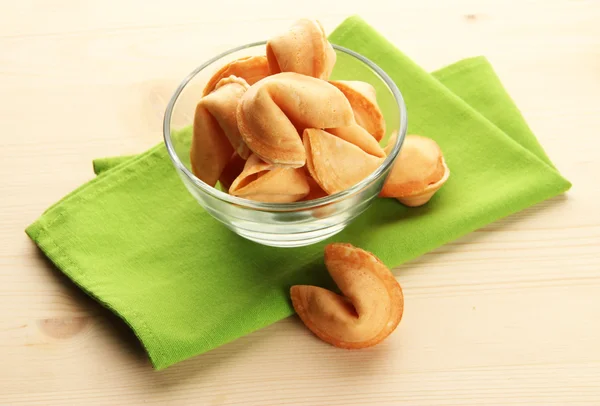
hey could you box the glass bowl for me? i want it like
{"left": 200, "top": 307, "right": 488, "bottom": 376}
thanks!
{"left": 163, "top": 41, "right": 407, "bottom": 248}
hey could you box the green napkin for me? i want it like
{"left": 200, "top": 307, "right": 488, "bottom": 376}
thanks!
{"left": 26, "top": 16, "right": 571, "bottom": 370}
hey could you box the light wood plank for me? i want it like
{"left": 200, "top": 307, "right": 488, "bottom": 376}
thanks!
{"left": 1, "top": 0, "right": 599, "bottom": 404}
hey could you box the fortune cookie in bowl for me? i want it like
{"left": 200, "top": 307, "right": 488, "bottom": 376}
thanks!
{"left": 237, "top": 72, "right": 355, "bottom": 168}
{"left": 302, "top": 173, "right": 328, "bottom": 201}
{"left": 203, "top": 56, "right": 270, "bottom": 96}
{"left": 326, "top": 124, "right": 385, "bottom": 158}
{"left": 190, "top": 76, "right": 250, "bottom": 186}
{"left": 266, "top": 19, "right": 336, "bottom": 80}
{"left": 229, "top": 154, "right": 310, "bottom": 203}
{"left": 330, "top": 81, "right": 386, "bottom": 141}
{"left": 291, "top": 243, "right": 404, "bottom": 349}
{"left": 304, "top": 128, "right": 384, "bottom": 195}
{"left": 381, "top": 134, "right": 450, "bottom": 207}
{"left": 201, "top": 76, "right": 251, "bottom": 159}
{"left": 219, "top": 153, "right": 247, "bottom": 193}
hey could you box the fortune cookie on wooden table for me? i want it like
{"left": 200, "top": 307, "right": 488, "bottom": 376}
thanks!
{"left": 228, "top": 154, "right": 310, "bottom": 203}
{"left": 203, "top": 56, "right": 270, "bottom": 96}
{"left": 290, "top": 243, "right": 404, "bottom": 349}
{"left": 330, "top": 80, "right": 386, "bottom": 141}
{"left": 381, "top": 134, "right": 450, "bottom": 207}
{"left": 304, "top": 128, "right": 384, "bottom": 195}
{"left": 190, "top": 76, "right": 250, "bottom": 186}
{"left": 266, "top": 19, "right": 336, "bottom": 80}
{"left": 237, "top": 72, "right": 355, "bottom": 168}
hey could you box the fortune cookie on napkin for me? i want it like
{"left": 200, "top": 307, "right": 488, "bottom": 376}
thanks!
{"left": 291, "top": 243, "right": 404, "bottom": 349}
{"left": 237, "top": 72, "right": 355, "bottom": 168}
{"left": 229, "top": 154, "right": 310, "bottom": 203}
{"left": 203, "top": 56, "right": 270, "bottom": 96}
{"left": 330, "top": 80, "right": 386, "bottom": 141}
{"left": 304, "top": 128, "right": 384, "bottom": 195}
{"left": 381, "top": 134, "right": 450, "bottom": 207}
{"left": 267, "top": 19, "right": 336, "bottom": 80}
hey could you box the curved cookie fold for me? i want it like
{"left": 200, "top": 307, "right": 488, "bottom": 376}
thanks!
{"left": 330, "top": 80, "right": 386, "bottom": 141}
{"left": 266, "top": 19, "right": 336, "bottom": 80}
{"left": 237, "top": 72, "right": 355, "bottom": 168}
{"left": 397, "top": 160, "right": 449, "bottom": 207}
{"left": 191, "top": 76, "right": 252, "bottom": 185}
{"left": 201, "top": 76, "right": 251, "bottom": 159}
{"left": 303, "top": 128, "right": 384, "bottom": 195}
{"left": 229, "top": 154, "right": 310, "bottom": 203}
{"left": 290, "top": 243, "right": 404, "bottom": 349}
{"left": 219, "top": 153, "right": 247, "bottom": 193}
{"left": 190, "top": 104, "right": 234, "bottom": 187}
{"left": 326, "top": 124, "right": 385, "bottom": 158}
{"left": 302, "top": 175, "right": 329, "bottom": 201}
{"left": 380, "top": 134, "right": 449, "bottom": 206}
{"left": 203, "top": 56, "right": 270, "bottom": 96}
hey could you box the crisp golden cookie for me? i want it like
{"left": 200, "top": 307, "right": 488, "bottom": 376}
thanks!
{"left": 302, "top": 175, "right": 329, "bottom": 201}
{"left": 202, "top": 56, "right": 270, "bottom": 96}
{"left": 266, "top": 19, "right": 336, "bottom": 80}
{"left": 330, "top": 80, "right": 386, "bottom": 141}
{"left": 229, "top": 154, "right": 310, "bottom": 203}
{"left": 326, "top": 124, "right": 385, "bottom": 158}
{"left": 303, "top": 128, "right": 384, "bottom": 195}
{"left": 380, "top": 134, "right": 449, "bottom": 206}
{"left": 191, "top": 76, "right": 251, "bottom": 185}
{"left": 219, "top": 153, "right": 247, "bottom": 193}
{"left": 237, "top": 73, "right": 355, "bottom": 168}
{"left": 190, "top": 104, "right": 234, "bottom": 187}
{"left": 201, "top": 76, "right": 251, "bottom": 159}
{"left": 290, "top": 243, "right": 404, "bottom": 349}
{"left": 397, "top": 159, "right": 450, "bottom": 207}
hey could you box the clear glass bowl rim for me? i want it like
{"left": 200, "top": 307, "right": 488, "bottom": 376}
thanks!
{"left": 163, "top": 41, "right": 408, "bottom": 212}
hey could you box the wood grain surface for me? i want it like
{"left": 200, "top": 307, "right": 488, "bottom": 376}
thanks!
{"left": 1, "top": 0, "right": 599, "bottom": 404}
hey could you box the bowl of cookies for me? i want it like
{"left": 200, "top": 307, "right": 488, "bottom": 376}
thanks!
{"left": 163, "top": 19, "right": 408, "bottom": 247}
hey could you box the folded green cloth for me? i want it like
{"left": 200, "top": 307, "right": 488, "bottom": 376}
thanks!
{"left": 26, "top": 16, "right": 571, "bottom": 370}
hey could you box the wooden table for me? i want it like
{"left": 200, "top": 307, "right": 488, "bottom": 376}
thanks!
{"left": 2, "top": 0, "right": 599, "bottom": 404}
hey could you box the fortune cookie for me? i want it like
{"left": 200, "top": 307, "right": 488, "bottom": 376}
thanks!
{"left": 330, "top": 81, "right": 386, "bottom": 141}
{"left": 203, "top": 56, "right": 270, "bottom": 96}
{"left": 381, "top": 134, "right": 450, "bottom": 207}
{"left": 266, "top": 19, "right": 336, "bottom": 80}
{"left": 326, "top": 124, "right": 385, "bottom": 158}
{"left": 291, "top": 243, "right": 404, "bottom": 349}
{"left": 304, "top": 128, "right": 384, "bottom": 195}
{"left": 302, "top": 175, "right": 328, "bottom": 201}
{"left": 191, "top": 76, "right": 251, "bottom": 186}
{"left": 190, "top": 105, "right": 234, "bottom": 187}
{"left": 201, "top": 76, "right": 251, "bottom": 159}
{"left": 237, "top": 72, "right": 355, "bottom": 168}
{"left": 229, "top": 154, "right": 310, "bottom": 203}
{"left": 219, "top": 153, "right": 247, "bottom": 193}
